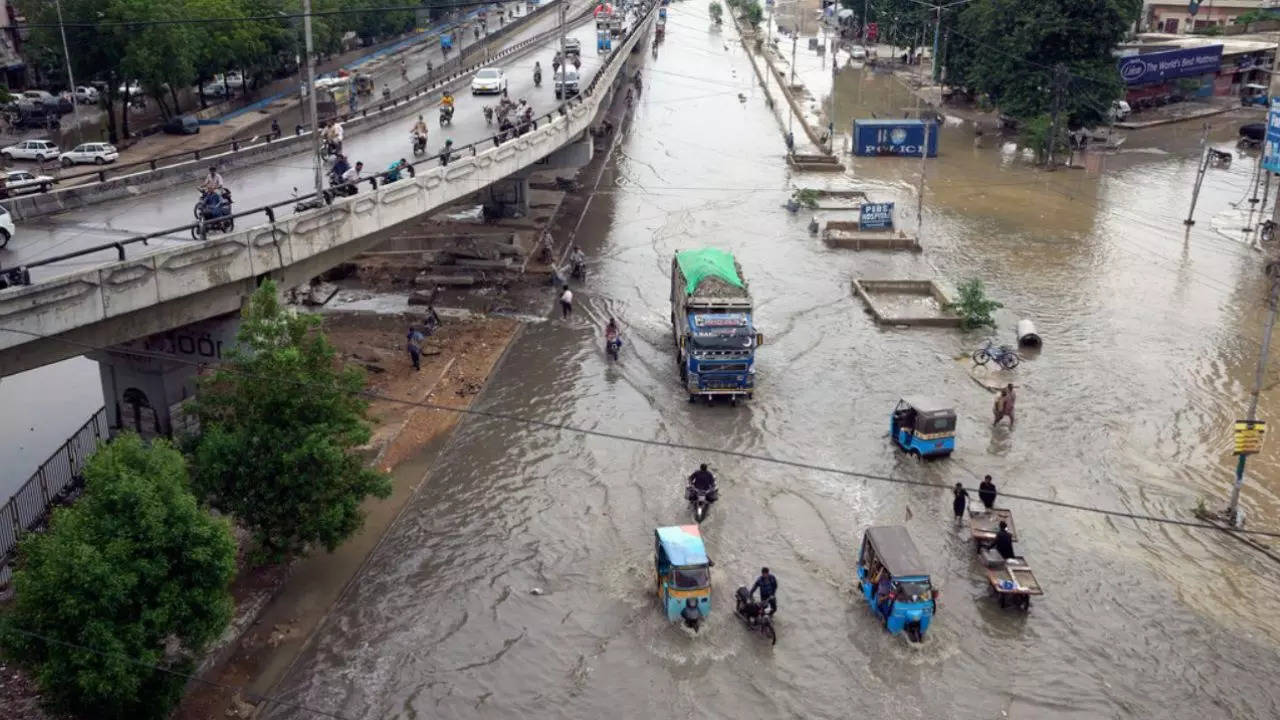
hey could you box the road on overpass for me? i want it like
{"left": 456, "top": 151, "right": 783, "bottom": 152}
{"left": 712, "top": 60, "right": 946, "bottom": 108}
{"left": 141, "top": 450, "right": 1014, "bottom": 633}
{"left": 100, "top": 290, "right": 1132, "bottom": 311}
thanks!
{"left": 6, "top": 8, "right": 614, "bottom": 284}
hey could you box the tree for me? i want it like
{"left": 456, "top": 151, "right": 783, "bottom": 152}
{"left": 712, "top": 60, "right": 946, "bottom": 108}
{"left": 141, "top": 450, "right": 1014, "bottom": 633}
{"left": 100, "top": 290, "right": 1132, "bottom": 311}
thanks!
{"left": 948, "top": 0, "right": 1141, "bottom": 126}
{"left": 0, "top": 434, "right": 235, "bottom": 720}
{"left": 709, "top": 1, "right": 723, "bottom": 25}
{"left": 744, "top": 1, "right": 764, "bottom": 29}
{"left": 189, "top": 281, "right": 391, "bottom": 562}
{"left": 946, "top": 279, "right": 1003, "bottom": 330}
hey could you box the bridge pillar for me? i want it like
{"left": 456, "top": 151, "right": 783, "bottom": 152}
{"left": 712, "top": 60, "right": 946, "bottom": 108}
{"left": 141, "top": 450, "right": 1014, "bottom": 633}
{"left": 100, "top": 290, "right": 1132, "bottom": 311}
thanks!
{"left": 481, "top": 134, "right": 594, "bottom": 218}
{"left": 89, "top": 314, "right": 241, "bottom": 439}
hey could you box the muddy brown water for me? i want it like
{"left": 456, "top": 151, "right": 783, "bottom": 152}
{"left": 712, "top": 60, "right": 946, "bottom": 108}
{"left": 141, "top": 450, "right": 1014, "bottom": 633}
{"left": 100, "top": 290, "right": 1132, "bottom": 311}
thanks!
{"left": 266, "top": 7, "right": 1280, "bottom": 719}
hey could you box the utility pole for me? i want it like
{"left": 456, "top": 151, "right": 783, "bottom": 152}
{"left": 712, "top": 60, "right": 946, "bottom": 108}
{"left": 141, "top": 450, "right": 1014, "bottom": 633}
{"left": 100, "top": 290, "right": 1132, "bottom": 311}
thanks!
{"left": 1045, "top": 63, "right": 1066, "bottom": 168}
{"left": 1226, "top": 262, "right": 1280, "bottom": 527}
{"left": 302, "top": 0, "right": 322, "bottom": 197}
{"left": 930, "top": 6, "right": 941, "bottom": 83}
{"left": 916, "top": 121, "right": 930, "bottom": 240}
{"left": 1184, "top": 123, "right": 1210, "bottom": 226}
{"left": 558, "top": 1, "right": 566, "bottom": 96}
{"left": 54, "top": 0, "right": 82, "bottom": 145}
{"left": 790, "top": 32, "right": 798, "bottom": 86}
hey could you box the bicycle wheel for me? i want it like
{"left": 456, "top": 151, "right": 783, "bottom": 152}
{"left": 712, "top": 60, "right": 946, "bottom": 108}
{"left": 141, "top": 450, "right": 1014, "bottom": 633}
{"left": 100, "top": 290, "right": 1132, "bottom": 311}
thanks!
{"left": 971, "top": 349, "right": 990, "bottom": 366}
{"left": 999, "top": 353, "right": 1020, "bottom": 370}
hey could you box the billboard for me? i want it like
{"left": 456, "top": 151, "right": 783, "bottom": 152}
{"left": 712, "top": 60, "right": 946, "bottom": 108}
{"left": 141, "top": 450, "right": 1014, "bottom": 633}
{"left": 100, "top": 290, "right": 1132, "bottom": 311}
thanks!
{"left": 1264, "top": 107, "right": 1280, "bottom": 174}
{"left": 852, "top": 119, "right": 939, "bottom": 157}
{"left": 1117, "top": 45, "right": 1222, "bottom": 86}
{"left": 860, "top": 202, "right": 894, "bottom": 230}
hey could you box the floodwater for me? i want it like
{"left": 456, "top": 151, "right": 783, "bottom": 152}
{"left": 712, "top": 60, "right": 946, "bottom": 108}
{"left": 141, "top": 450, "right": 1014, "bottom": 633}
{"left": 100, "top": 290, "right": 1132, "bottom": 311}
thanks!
{"left": 268, "top": 6, "right": 1280, "bottom": 719}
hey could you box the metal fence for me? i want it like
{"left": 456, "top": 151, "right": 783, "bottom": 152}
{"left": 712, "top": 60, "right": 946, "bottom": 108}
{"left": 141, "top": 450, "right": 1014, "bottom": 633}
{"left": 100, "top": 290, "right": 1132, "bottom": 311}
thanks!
{"left": 1, "top": 407, "right": 108, "bottom": 581}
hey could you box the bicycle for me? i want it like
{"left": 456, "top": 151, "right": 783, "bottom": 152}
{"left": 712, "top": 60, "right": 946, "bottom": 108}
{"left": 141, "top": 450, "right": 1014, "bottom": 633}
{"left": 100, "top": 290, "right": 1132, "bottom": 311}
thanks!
{"left": 972, "top": 339, "right": 1020, "bottom": 370}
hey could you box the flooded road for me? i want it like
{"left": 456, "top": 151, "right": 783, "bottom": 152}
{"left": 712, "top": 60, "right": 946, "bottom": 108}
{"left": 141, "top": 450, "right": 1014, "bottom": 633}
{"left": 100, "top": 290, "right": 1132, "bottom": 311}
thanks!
{"left": 269, "top": 6, "right": 1280, "bottom": 719}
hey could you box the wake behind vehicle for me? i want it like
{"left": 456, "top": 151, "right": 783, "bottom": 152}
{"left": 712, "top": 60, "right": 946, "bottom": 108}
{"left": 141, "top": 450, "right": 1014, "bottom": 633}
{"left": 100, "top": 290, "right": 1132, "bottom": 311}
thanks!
{"left": 889, "top": 397, "right": 955, "bottom": 458}
{"left": 856, "top": 526, "right": 936, "bottom": 642}
{"left": 670, "top": 249, "right": 762, "bottom": 405}
{"left": 654, "top": 525, "right": 711, "bottom": 631}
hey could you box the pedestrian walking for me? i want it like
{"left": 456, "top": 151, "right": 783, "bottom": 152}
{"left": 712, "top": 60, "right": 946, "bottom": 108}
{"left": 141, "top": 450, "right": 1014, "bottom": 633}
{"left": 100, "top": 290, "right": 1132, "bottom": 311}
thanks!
{"left": 993, "top": 387, "right": 1016, "bottom": 428}
{"left": 1002, "top": 383, "right": 1016, "bottom": 428}
{"left": 952, "top": 482, "right": 969, "bottom": 522}
{"left": 559, "top": 286, "right": 573, "bottom": 318}
{"left": 406, "top": 326, "right": 425, "bottom": 371}
{"left": 978, "top": 475, "right": 997, "bottom": 509}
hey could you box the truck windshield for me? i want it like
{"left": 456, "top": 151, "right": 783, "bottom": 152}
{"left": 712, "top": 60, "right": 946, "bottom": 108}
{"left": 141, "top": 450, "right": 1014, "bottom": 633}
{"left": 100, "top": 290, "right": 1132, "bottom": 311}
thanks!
{"left": 690, "top": 329, "right": 753, "bottom": 350}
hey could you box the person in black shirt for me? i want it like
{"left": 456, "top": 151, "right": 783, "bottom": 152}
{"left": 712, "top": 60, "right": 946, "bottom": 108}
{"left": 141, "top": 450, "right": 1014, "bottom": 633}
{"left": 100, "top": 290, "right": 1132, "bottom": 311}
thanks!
{"left": 993, "top": 521, "right": 1015, "bottom": 560}
{"left": 952, "top": 482, "right": 969, "bottom": 521}
{"left": 686, "top": 464, "right": 718, "bottom": 503}
{"left": 978, "top": 475, "right": 997, "bottom": 509}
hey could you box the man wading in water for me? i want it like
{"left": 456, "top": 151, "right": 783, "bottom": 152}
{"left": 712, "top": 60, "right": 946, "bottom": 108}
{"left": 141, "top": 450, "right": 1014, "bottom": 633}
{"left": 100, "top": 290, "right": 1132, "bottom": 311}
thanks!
{"left": 993, "top": 384, "right": 1016, "bottom": 428}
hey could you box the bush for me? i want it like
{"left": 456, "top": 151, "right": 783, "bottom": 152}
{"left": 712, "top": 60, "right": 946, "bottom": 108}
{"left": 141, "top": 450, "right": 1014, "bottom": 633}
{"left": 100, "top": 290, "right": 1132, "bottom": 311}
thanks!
{"left": 1017, "top": 113, "right": 1070, "bottom": 164}
{"left": 792, "top": 188, "right": 820, "bottom": 208}
{"left": 0, "top": 434, "right": 236, "bottom": 720}
{"left": 709, "top": 1, "right": 723, "bottom": 23}
{"left": 188, "top": 281, "right": 391, "bottom": 563}
{"left": 946, "top": 279, "right": 1002, "bottom": 330}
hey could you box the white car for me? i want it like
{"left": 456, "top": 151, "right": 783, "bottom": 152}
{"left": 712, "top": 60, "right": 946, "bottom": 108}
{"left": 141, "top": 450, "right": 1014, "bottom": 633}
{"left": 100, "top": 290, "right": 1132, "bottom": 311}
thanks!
{"left": 201, "top": 80, "right": 229, "bottom": 97}
{"left": 73, "top": 85, "right": 99, "bottom": 104}
{"left": 117, "top": 80, "right": 143, "bottom": 97}
{"left": 0, "top": 169, "right": 53, "bottom": 197}
{"left": 59, "top": 142, "right": 119, "bottom": 166}
{"left": 471, "top": 68, "right": 508, "bottom": 95}
{"left": 0, "top": 205, "right": 14, "bottom": 247}
{"left": 224, "top": 71, "right": 245, "bottom": 88}
{"left": 2, "top": 139, "right": 60, "bottom": 162}
{"left": 850, "top": 45, "right": 868, "bottom": 60}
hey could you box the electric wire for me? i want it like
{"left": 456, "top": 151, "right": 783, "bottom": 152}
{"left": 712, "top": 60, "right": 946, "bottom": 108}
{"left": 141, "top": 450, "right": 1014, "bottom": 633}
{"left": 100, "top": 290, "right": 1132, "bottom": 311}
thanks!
{"left": 4, "top": 324, "right": 1280, "bottom": 543}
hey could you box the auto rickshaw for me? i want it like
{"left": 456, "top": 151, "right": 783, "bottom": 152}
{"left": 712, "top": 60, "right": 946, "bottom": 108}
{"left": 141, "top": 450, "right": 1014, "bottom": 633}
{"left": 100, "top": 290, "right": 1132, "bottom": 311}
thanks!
{"left": 659, "top": 6, "right": 667, "bottom": 19}
{"left": 440, "top": 32, "right": 454, "bottom": 55}
{"left": 889, "top": 396, "right": 955, "bottom": 458}
{"left": 654, "top": 525, "right": 711, "bottom": 631}
{"left": 857, "top": 525, "right": 936, "bottom": 642}
{"left": 354, "top": 73, "right": 374, "bottom": 96}
{"left": 597, "top": 29, "right": 612, "bottom": 53}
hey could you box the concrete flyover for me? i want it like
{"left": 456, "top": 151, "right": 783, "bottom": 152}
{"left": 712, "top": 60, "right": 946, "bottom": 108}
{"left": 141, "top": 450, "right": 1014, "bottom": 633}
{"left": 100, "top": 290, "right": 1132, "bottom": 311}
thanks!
{"left": 0, "top": 4, "right": 657, "bottom": 377}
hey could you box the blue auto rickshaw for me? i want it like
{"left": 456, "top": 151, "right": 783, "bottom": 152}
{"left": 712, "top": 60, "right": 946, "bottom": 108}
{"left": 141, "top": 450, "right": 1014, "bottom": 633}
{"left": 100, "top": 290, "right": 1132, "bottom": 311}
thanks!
{"left": 440, "top": 33, "right": 454, "bottom": 54}
{"left": 890, "top": 396, "right": 955, "bottom": 458}
{"left": 659, "top": 6, "right": 667, "bottom": 19}
{"left": 655, "top": 525, "right": 711, "bottom": 631}
{"left": 857, "top": 526, "right": 936, "bottom": 642}
{"left": 597, "top": 29, "right": 612, "bottom": 52}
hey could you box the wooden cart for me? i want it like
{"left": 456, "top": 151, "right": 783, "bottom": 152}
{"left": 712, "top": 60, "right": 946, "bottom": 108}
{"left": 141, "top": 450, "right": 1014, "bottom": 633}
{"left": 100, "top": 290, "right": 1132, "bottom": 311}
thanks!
{"left": 968, "top": 507, "right": 1016, "bottom": 551}
{"left": 985, "top": 557, "right": 1043, "bottom": 610}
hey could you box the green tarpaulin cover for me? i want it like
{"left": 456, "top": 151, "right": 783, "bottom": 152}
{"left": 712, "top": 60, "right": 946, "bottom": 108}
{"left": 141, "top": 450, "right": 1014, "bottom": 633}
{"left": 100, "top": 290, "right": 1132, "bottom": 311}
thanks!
{"left": 675, "top": 249, "right": 744, "bottom": 295}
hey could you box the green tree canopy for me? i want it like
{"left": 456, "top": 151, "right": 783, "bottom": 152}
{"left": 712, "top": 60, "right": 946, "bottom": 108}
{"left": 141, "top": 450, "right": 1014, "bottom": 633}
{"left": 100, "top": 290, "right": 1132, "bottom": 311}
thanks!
{"left": 0, "top": 434, "right": 236, "bottom": 720}
{"left": 945, "top": 0, "right": 1141, "bottom": 125}
{"left": 188, "top": 280, "right": 391, "bottom": 562}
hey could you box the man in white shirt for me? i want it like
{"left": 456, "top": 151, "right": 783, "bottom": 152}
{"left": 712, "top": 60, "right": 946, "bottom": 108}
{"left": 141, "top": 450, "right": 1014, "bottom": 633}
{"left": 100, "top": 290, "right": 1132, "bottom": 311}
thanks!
{"left": 559, "top": 287, "right": 573, "bottom": 319}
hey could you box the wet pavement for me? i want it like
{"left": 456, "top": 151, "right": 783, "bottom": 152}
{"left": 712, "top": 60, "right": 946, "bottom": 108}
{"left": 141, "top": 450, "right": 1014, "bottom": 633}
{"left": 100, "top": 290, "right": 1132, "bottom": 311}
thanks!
{"left": 253, "top": 4, "right": 1280, "bottom": 719}
{"left": 3, "top": 7, "right": 611, "bottom": 283}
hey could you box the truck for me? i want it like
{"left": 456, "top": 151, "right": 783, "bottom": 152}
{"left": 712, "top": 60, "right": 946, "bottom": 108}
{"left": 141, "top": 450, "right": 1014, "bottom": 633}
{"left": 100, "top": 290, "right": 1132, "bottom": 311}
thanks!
{"left": 670, "top": 249, "right": 763, "bottom": 405}
{"left": 852, "top": 118, "right": 938, "bottom": 157}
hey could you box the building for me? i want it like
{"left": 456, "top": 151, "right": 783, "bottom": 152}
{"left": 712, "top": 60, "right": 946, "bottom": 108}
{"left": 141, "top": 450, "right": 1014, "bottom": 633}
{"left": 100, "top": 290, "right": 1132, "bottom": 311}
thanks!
{"left": 1144, "top": 0, "right": 1276, "bottom": 34}
{"left": 1116, "top": 33, "right": 1276, "bottom": 104}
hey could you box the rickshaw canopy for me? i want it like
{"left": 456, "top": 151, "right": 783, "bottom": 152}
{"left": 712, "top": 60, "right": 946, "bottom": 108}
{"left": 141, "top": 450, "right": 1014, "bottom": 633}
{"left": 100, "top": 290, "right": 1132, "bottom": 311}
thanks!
{"left": 898, "top": 396, "right": 953, "bottom": 416}
{"left": 864, "top": 525, "right": 929, "bottom": 578}
{"left": 656, "top": 525, "right": 708, "bottom": 566}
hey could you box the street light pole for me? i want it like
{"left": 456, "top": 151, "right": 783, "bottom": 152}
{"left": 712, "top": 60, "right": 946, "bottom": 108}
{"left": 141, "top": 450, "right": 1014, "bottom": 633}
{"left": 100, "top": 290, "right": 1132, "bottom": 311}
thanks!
{"left": 54, "top": 0, "right": 83, "bottom": 144}
{"left": 931, "top": 6, "right": 941, "bottom": 83}
{"left": 1226, "top": 264, "right": 1280, "bottom": 526}
{"left": 302, "top": 0, "right": 322, "bottom": 196}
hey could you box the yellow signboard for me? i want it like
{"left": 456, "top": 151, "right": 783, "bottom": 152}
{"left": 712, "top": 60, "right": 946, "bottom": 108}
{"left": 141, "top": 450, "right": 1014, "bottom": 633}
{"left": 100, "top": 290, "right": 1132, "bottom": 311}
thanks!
{"left": 1234, "top": 420, "right": 1266, "bottom": 455}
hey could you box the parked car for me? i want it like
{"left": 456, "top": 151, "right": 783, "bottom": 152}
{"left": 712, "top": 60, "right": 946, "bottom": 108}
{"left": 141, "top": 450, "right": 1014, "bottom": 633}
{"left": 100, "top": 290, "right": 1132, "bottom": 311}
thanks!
{"left": 0, "top": 204, "right": 14, "bottom": 248}
{"left": 850, "top": 45, "right": 868, "bottom": 60}
{"left": 201, "top": 79, "right": 229, "bottom": 97}
{"left": 555, "top": 67, "right": 580, "bottom": 99}
{"left": 1108, "top": 99, "right": 1131, "bottom": 122}
{"left": 73, "top": 85, "right": 99, "bottom": 104}
{"left": 471, "top": 67, "right": 508, "bottom": 95}
{"left": 18, "top": 90, "right": 70, "bottom": 114}
{"left": 224, "top": 71, "right": 245, "bottom": 88}
{"left": 0, "top": 169, "right": 54, "bottom": 197}
{"left": 117, "top": 80, "right": 143, "bottom": 97}
{"left": 10, "top": 108, "right": 61, "bottom": 131}
{"left": 163, "top": 114, "right": 200, "bottom": 135}
{"left": 59, "top": 142, "right": 119, "bottom": 166}
{"left": 2, "top": 139, "right": 60, "bottom": 162}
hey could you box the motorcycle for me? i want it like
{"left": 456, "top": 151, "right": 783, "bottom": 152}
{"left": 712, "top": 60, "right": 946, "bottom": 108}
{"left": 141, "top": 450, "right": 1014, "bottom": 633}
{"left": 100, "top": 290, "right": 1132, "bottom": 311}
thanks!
{"left": 191, "top": 188, "right": 234, "bottom": 239}
{"left": 291, "top": 186, "right": 324, "bottom": 213}
{"left": 534, "top": 68, "right": 542, "bottom": 87}
{"left": 439, "top": 105, "right": 454, "bottom": 126}
{"left": 606, "top": 332, "right": 622, "bottom": 361}
{"left": 571, "top": 257, "right": 586, "bottom": 281}
{"left": 733, "top": 586, "right": 777, "bottom": 645}
{"left": 328, "top": 169, "right": 358, "bottom": 197}
{"left": 412, "top": 133, "right": 427, "bottom": 156}
{"left": 483, "top": 106, "right": 494, "bottom": 125}
{"left": 690, "top": 487, "right": 712, "bottom": 523}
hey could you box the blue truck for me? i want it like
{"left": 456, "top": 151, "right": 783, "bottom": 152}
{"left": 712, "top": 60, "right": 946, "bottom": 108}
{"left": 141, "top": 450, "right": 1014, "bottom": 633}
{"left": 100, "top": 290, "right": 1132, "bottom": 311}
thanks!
{"left": 670, "top": 249, "right": 763, "bottom": 405}
{"left": 852, "top": 118, "right": 938, "bottom": 157}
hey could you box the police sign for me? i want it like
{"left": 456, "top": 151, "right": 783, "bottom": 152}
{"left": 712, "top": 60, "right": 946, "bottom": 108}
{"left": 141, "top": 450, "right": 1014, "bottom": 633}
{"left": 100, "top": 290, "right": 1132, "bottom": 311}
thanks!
{"left": 860, "top": 202, "right": 894, "bottom": 230}
{"left": 1264, "top": 107, "right": 1280, "bottom": 174}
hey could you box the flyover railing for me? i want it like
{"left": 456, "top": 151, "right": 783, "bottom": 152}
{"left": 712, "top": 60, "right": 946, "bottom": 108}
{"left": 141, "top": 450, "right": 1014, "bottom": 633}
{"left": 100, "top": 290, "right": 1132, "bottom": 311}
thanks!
{"left": 0, "top": 407, "right": 108, "bottom": 587}
{"left": 21, "top": 0, "right": 587, "bottom": 195}
{"left": 0, "top": 4, "right": 651, "bottom": 286}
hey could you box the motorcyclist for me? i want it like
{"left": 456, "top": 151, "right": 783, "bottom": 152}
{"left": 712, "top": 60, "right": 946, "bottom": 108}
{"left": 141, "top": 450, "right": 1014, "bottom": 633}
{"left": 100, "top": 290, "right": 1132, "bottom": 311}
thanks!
{"left": 605, "top": 317, "right": 622, "bottom": 354}
{"left": 750, "top": 567, "right": 778, "bottom": 616}
{"left": 686, "top": 463, "right": 718, "bottom": 503}
{"left": 331, "top": 153, "right": 350, "bottom": 180}
{"left": 441, "top": 91, "right": 455, "bottom": 109}
{"left": 199, "top": 165, "right": 225, "bottom": 195}
{"left": 534, "top": 61, "right": 542, "bottom": 84}
{"left": 570, "top": 245, "right": 586, "bottom": 275}
{"left": 411, "top": 114, "right": 429, "bottom": 139}
{"left": 440, "top": 138, "right": 454, "bottom": 166}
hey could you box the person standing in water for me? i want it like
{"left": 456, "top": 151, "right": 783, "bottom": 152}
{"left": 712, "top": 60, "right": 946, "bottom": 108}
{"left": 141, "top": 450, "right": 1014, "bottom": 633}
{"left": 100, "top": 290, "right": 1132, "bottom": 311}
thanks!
{"left": 952, "top": 482, "right": 969, "bottom": 522}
